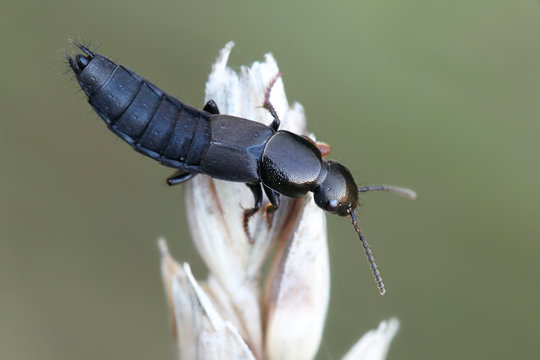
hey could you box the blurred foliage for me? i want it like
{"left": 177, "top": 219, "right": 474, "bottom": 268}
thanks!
{"left": 1, "top": 0, "right": 540, "bottom": 359}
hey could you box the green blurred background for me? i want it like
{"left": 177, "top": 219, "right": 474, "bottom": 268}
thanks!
{"left": 2, "top": 0, "right": 540, "bottom": 359}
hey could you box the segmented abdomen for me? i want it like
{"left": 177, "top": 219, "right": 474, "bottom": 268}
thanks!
{"left": 78, "top": 55, "right": 209, "bottom": 170}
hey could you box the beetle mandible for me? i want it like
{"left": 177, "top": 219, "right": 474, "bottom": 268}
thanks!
{"left": 67, "top": 43, "right": 415, "bottom": 295}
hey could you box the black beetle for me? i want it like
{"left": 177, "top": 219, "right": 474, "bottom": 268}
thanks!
{"left": 67, "top": 43, "right": 415, "bottom": 295}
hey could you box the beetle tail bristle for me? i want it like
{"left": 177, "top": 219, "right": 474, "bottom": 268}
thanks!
{"left": 64, "top": 52, "right": 79, "bottom": 74}
{"left": 68, "top": 38, "right": 98, "bottom": 57}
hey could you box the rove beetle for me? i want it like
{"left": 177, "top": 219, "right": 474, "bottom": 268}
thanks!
{"left": 67, "top": 43, "right": 415, "bottom": 295}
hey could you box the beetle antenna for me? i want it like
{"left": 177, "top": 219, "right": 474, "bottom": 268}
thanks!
{"left": 349, "top": 208, "right": 386, "bottom": 295}
{"left": 358, "top": 184, "right": 417, "bottom": 200}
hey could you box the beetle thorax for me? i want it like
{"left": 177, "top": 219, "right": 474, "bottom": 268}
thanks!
{"left": 259, "top": 131, "right": 323, "bottom": 198}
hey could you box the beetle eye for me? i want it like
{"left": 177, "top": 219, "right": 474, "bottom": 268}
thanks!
{"left": 327, "top": 199, "right": 339, "bottom": 212}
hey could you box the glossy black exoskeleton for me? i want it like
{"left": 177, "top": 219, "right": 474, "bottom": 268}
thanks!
{"left": 67, "top": 43, "right": 415, "bottom": 295}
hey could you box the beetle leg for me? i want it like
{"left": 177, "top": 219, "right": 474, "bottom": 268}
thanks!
{"left": 302, "top": 135, "right": 332, "bottom": 157}
{"left": 203, "top": 99, "right": 220, "bottom": 114}
{"left": 166, "top": 170, "right": 196, "bottom": 186}
{"left": 243, "top": 183, "right": 263, "bottom": 244}
{"left": 315, "top": 141, "right": 331, "bottom": 157}
{"left": 263, "top": 72, "right": 282, "bottom": 131}
{"left": 263, "top": 185, "right": 280, "bottom": 228}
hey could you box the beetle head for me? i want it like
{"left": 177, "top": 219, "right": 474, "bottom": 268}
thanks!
{"left": 313, "top": 160, "right": 358, "bottom": 216}
{"left": 314, "top": 160, "right": 416, "bottom": 295}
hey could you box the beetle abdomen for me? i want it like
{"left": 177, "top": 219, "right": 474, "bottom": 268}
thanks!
{"left": 72, "top": 52, "right": 209, "bottom": 169}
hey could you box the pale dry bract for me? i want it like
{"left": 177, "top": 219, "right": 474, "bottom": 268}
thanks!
{"left": 160, "top": 42, "right": 399, "bottom": 360}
